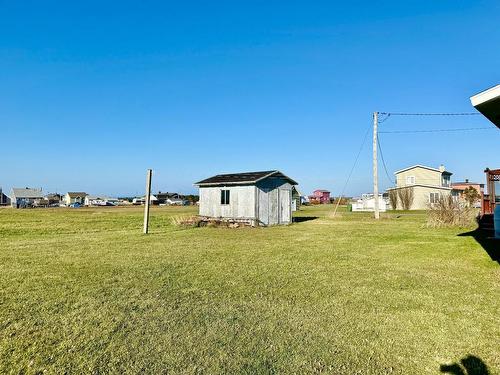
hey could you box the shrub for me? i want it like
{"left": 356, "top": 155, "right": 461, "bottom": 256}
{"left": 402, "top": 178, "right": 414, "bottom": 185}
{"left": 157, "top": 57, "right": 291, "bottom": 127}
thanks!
{"left": 397, "top": 187, "right": 414, "bottom": 210}
{"left": 462, "top": 186, "right": 481, "bottom": 207}
{"left": 171, "top": 215, "right": 201, "bottom": 227}
{"left": 332, "top": 197, "right": 350, "bottom": 205}
{"left": 426, "top": 195, "right": 477, "bottom": 228}
{"left": 388, "top": 190, "right": 398, "bottom": 210}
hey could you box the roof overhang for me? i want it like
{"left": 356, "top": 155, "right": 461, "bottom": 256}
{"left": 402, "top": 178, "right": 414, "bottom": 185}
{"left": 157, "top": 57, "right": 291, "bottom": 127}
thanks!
{"left": 394, "top": 164, "right": 452, "bottom": 176}
{"left": 470, "top": 85, "right": 500, "bottom": 128}
{"left": 195, "top": 170, "right": 298, "bottom": 187}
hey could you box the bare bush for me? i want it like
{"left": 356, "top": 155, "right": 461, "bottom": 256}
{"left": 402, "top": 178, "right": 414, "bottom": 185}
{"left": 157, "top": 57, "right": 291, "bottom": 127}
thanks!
{"left": 397, "top": 187, "right": 414, "bottom": 210}
{"left": 388, "top": 190, "right": 398, "bottom": 210}
{"left": 426, "top": 195, "right": 477, "bottom": 228}
{"left": 171, "top": 215, "right": 202, "bottom": 227}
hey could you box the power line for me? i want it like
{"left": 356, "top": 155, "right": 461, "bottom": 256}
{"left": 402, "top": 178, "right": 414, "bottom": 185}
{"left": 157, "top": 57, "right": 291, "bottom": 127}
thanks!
{"left": 332, "top": 123, "right": 371, "bottom": 217}
{"left": 379, "top": 127, "right": 493, "bottom": 134}
{"left": 378, "top": 113, "right": 392, "bottom": 123}
{"left": 377, "top": 137, "right": 393, "bottom": 185}
{"left": 378, "top": 112, "right": 480, "bottom": 116}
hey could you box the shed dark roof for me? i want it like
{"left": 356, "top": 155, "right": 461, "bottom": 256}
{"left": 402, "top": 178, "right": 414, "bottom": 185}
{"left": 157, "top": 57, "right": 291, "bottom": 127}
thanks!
{"left": 195, "top": 170, "right": 297, "bottom": 186}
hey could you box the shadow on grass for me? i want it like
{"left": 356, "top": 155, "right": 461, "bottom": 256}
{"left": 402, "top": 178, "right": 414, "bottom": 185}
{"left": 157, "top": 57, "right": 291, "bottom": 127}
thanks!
{"left": 458, "top": 228, "right": 499, "bottom": 264}
{"left": 440, "top": 355, "right": 489, "bottom": 375}
{"left": 292, "top": 216, "right": 319, "bottom": 223}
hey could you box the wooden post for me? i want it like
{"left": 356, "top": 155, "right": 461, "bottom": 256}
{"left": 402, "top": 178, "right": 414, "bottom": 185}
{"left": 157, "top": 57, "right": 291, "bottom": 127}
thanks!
{"left": 143, "top": 169, "right": 152, "bottom": 234}
{"left": 373, "top": 112, "right": 380, "bottom": 220}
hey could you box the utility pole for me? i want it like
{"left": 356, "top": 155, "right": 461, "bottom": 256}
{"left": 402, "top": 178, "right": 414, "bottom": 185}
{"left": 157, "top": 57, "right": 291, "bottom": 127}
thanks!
{"left": 143, "top": 169, "right": 152, "bottom": 234}
{"left": 373, "top": 112, "right": 380, "bottom": 220}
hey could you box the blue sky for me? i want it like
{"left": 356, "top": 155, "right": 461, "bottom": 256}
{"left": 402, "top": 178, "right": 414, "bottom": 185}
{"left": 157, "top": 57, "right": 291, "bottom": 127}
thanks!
{"left": 1, "top": 1, "right": 499, "bottom": 197}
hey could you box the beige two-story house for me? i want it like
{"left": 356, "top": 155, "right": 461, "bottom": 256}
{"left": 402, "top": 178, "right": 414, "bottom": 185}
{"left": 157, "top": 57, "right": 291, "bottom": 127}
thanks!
{"left": 388, "top": 165, "right": 453, "bottom": 210}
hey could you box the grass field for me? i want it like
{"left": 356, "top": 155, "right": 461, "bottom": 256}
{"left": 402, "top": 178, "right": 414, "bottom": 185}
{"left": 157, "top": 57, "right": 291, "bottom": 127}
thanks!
{"left": 0, "top": 205, "right": 498, "bottom": 374}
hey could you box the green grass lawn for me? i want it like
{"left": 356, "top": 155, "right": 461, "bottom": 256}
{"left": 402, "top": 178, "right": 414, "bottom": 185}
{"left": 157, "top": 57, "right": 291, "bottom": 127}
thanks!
{"left": 0, "top": 205, "right": 498, "bottom": 374}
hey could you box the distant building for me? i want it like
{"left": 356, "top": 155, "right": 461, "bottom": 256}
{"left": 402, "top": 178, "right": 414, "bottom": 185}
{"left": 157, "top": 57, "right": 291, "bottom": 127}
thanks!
{"left": 351, "top": 194, "right": 388, "bottom": 212}
{"left": 45, "top": 193, "right": 62, "bottom": 206}
{"left": 0, "top": 187, "right": 11, "bottom": 206}
{"left": 166, "top": 197, "right": 185, "bottom": 205}
{"left": 451, "top": 179, "right": 484, "bottom": 207}
{"left": 132, "top": 195, "right": 158, "bottom": 205}
{"left": 64, "top": 192, "right": 88, "bottom": 206}
{"left": 387, "top": 164, "right": 453, "bottom": 210}
{"left": 84, "top": 196, "right": 119, "bottom": 206}
{"left": 195, "top": 170, "right": 298, "bottom": 226}
{"left": 310, "top": 190, "right": 331, "bottom": 204}
{"left": 10, "top": 188, "right": 44, "bottom": 208}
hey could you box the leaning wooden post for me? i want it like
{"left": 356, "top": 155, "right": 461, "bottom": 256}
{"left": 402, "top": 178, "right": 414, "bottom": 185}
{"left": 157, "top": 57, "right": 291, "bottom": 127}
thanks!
{"left": 143, "top": 169, "right": 152, "bottom": 234}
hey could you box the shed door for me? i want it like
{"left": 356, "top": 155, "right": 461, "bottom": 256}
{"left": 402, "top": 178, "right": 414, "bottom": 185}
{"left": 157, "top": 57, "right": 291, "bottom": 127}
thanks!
{"left": 280, "top": 189, "right": 291, "bottom": 224}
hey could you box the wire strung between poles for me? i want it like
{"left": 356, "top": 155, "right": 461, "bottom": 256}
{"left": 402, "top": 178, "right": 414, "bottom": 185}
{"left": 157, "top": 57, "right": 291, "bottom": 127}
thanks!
{"left": 378, "top": 112, "right": 481, "bottom": 116}
{"left": 379, "top": 127, "right": 492, "bottom": 134}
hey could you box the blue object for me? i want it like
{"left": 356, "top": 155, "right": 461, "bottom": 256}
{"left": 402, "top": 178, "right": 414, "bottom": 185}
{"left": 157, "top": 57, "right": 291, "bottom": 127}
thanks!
{"left": 494, "top": 206, "right": 500, "bottom": 239}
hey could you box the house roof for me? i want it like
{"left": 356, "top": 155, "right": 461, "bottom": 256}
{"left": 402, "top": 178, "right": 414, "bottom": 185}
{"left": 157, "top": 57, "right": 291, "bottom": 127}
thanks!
{"left": 156, "top": 192, "right": 180, "bottom": 199}
{"left": 394, "top": 165, "right": 452, "bottom": 176}
{"left": 195, "top": 170, "right": 297, "bottom": 186}
{"left": 67, "top": 192, "right": 88, "bottom": 198}
{"left": 452, "top": 182, "right": 483, "bottom": 186}
{"left": 11, "top": 188, "right": 44, "bottom": 198}
{"left": 470, "top": 85, "right": 500, "bottom": 127}
{"left": 314, "top": 189, "right": 330, "bottom": 193}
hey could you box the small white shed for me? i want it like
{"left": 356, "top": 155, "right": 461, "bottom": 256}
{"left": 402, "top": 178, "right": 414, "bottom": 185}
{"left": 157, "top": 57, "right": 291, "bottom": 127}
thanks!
{"left": 195, "top": 170, "right": 298, "bottom": 226}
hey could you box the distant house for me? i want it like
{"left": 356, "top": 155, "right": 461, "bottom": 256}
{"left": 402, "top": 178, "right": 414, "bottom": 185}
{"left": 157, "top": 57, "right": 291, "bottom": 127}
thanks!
{"left": 64, "top": 192, "right": 88, "bottom": 206}
{"left": 387, "top": 165, "right": 453, "bottom": 210}
{"left": 166, "top": 197, "right": 184, "bottom": 206}
{"left": 10, "top": 188, "right": 44, "bottom": 208}
{"left": 310, "top": 190, "right": 331, "bottom": 204}
{"left": 195, "top": 170, "right": 298, "bottom": 226}
{"left": 351, "top": 194, "right": 388, "bottom": 212}
{"left": 0, "top": 187, "right": 11, "bottom": 206}
{"left": 45, "top": 193, "right": 62, "bottom": 206}
{"left": 155, "top": 192, "right": 183, "bottom": 205}
{"left": 132, "top": 195, "right": 158, "bottom": 205}
{"left": 451, "top": 179, "right": 484, "bottom": 207}
{"left": 84, "top": 196, "right": 119, "bottom": 206}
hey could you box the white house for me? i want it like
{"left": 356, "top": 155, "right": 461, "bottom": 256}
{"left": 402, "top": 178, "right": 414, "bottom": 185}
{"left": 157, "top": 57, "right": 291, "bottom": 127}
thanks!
{"left": 85, "top": 196, "right": 119, "bottom": 206}
{"left": 195, "top": 170, "right": 298, "bottom": 226}
{"left": 133, "top": 195, "right": 158, "bottom": 205}
{"left": 166, "top": 197, "right": 184, "bottom": 205}
{"left": 64, "top": 192, "right": 88, "bottom": 206}
{"left": 352, "top": 194, "right": 388, "bottom": 212}
{"left": 10, "top": 188, "right": 44, "bottom": 208}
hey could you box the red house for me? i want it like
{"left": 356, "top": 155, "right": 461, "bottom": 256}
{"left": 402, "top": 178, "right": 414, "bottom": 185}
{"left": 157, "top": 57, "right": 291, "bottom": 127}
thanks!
{"left": 310, "top": 190, "right": 331, "bottom": 204}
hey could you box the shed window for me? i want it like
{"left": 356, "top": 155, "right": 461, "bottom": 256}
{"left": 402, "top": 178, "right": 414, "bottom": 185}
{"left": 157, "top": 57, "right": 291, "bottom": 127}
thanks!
{"left": 220, "top": 189, "right": 230, "bottom": 205}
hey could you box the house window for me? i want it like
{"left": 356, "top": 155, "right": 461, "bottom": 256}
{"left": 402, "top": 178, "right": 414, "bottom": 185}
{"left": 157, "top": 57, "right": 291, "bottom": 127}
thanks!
{"left": 429, "top": 192, "right": 440, "bottom": 204}
{"left": 442, "top": 175, "right": 451, "bottom": 187}
{"left": 406, "top": 176, "right": 415, "bottom": 185}
{"left": 220, "top": 189, "right": 230, "bottom": 205}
